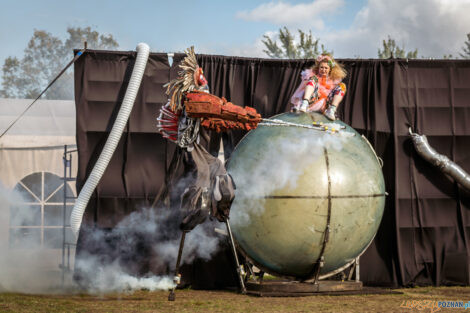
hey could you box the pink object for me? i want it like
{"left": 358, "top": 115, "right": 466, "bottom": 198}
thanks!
{"left": 290, "top": 69, "right": 314, "bottom": 109}
{"left": 290, "top": 70, "right": 342, "bottom": 112}
{"left": 316, "top": 55, "right": 331, "bottom": 63}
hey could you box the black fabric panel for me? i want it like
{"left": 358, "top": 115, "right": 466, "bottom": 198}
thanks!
{"left": 392, "top": 60, "right": 470, "bottom": 286}
{"left": 75, "top": 52, "right": 173, "bottom": 225}
{"left": 75, "top": 49, "right": 470, "bottom": 288}
{"left": 337, "top": 60, "right": 400, "bottom": 287}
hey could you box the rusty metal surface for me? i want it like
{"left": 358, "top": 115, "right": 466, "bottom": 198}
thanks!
{"left": 227, "top": 112, "right": 386, "bottom": 279}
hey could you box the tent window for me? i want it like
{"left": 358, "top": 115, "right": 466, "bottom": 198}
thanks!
{"left": 9, "top": 171, "right": 75, "bottom": 249}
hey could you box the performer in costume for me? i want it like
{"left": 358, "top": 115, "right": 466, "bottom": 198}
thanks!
{"left": 157, "top": 47, "right": 261, "bottom": 298}
{"left": 156, "top": 47, "right": 261, "bottom": 231}
{"left": 290, "top": 54, "right": 347, "bottom": 120}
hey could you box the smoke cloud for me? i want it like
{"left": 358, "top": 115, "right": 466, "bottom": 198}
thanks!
{"left": 74, "top": 207, "right": 223, "bottom": 294}
{"left": 0, "top": 183, "right": 61, "bottom": 293}
{"left": 229, "top": 127, "right": 346, "bottom": 227}
{"left": 74, "top": 254, "right": 175, "bottom": 293}
{"left": 0, "top": 181, "right": 224, "bottom": 294}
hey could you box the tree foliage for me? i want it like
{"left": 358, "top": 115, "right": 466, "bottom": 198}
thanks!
{"left": 1, "top": 26, "right": 118, "bottom": 99}
{"left": 378, "top": 36, "right": 418, "bottom": 59}
{"left": 262, "top": 27, "right": 329, "bottom": 59}
{"left": 460, "top": 33, "right": 470, "bottom": 59}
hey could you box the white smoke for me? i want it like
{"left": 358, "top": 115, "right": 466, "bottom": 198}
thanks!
{"left": 115, "top": 203, "right": 222, "bottom": 266}
{"left": 0, "top": 181, "right": 224, "bottom": 294}
{"left": 73, "top": 207, "right": 223, "bottom": 294}
{"left": 230, "top": 128, "right": 346, "bottom": 226}
{"left": 0, "top": 182, "right": 62, "bottom": 293}
{"left": 74, "top": 254, "right": 175, "bottom": 293}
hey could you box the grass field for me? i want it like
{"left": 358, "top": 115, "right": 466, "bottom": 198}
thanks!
{"left": 0, "top": 286, "right": 469, "bottom": 312}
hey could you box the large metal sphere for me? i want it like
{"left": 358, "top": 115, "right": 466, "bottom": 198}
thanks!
{"left": 227, "top": 112, "right": 385, "bottom": 279}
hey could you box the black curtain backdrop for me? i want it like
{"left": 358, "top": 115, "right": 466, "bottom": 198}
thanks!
{"left": 74, "top": 50, "right": 470, "bottom": 288}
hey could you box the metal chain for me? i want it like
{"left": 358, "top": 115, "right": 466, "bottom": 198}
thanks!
{"left": 259, "top": 118, "right": 354, "bottom": 137}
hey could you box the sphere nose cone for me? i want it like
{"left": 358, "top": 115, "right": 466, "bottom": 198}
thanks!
{"left": 227, "top": 112, "right": 385, "bottom": 279}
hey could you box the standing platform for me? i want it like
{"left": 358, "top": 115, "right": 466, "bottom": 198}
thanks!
{"left": 246, "top": 280, "right": 363, "bottom": 297}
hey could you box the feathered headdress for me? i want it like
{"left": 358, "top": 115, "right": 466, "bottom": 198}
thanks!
{"left": 165, "top": 46, "right": 203, "bottom": 112}
{"left": 316, "top": 54, "right": 336, "bottom": 68}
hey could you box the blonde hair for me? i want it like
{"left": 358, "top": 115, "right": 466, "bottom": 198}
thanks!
{"left": 312, "top": 53, "right": 347, "bottom": 81}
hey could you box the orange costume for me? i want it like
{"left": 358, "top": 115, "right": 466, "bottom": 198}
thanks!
{"left": 290, "top": 58, "right": 347, "bottom": 114}
{"left": 305, "top": 74, "right": 346, "bottom": 112}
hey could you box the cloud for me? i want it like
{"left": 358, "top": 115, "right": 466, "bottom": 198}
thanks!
{"left": 236, "top": 0, "right": 470, "bottom": 58}
{"left": 224, "top": 32, "right": 273, "bottom": 58}
{"left": 322, "top": 0, "right": 470, "bottom": 58}
{"left": 236, "top": 0, "right": 344, "bottom": 29}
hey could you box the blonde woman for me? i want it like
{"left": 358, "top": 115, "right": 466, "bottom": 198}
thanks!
{"left": 291, "top": 54, "right": 347, "bottom": 120}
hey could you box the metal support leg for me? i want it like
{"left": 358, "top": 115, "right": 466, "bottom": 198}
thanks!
{"left": 355, "top": 257, "right": 360, "bottom": 282}
{"left": 245, "top": 262, "right": 255, "bottom": 282}
{"left": 168, "top": 231, "right": 187, "bottom": 301}
{"left": 225, "top": 218, "right": 246, "bottom": 294}
{"left": 347, "top": 261, "right": 356, "bottom": 281}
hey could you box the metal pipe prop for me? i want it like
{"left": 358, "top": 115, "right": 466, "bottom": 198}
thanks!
{"left": 168, "top": 231, "right": 187, "bottom": 301}
{"left": 225, "top": 218, "right": 247, "bottom": 294}
{"left": 409, "top": 128, "right": 470, "bottom": 192}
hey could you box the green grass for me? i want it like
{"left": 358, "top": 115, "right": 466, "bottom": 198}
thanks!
{"left": 0, "top": 286, "right": 469, "bottom": 312}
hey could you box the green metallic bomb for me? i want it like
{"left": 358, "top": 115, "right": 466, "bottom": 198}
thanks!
{"left": 226, "top": 112, "right": 386, "bottom": 279}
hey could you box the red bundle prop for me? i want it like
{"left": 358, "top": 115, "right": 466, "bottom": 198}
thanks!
{"left": 156, "top": 104, "right": 179, "bottom": 142}
{"left": 184, "top": 91, "right": 261, "bottom": 132}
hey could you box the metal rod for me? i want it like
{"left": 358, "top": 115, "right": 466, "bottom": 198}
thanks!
{"left": 347, "top": 262, "right": 356, "bottom": 281}
{"left": 61, "top": 145, "right": 67, "bottom": 286}
{"left": 263, "top": 194, "right": 386, "bottom": 199}
{"left": 225, "top": 218, "right": 246, "bottom": 294}
{"left": 245, "top": 262, "right": 255, "bottom": 282}
{"left": 168, "top": 231, "right": 187, "bottom": 301}
{"left": 355, "top": 257, "right": 360, "bottom": 282}
{"left": 68, "top": 154, "right": 72, "bottom": 178}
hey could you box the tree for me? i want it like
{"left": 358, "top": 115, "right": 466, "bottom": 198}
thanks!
{"left": 378, "top": 36, "right": 418, "bottom": 59}
{"left": 1, "top": 27, "right": 118, "bottom": 99}
{"left": 262, "top": 27, "right": 329, "bottom": 59}
{"left": 460, "top": 33, "right": 470, "bottom": 59}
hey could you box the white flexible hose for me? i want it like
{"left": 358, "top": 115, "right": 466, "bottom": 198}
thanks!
{"left": 70, "top": 43, "right": 150, "bottom": 236}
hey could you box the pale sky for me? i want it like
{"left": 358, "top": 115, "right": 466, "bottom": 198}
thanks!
{"left": 1, "top": 0, "right": 470, "bottom": 69}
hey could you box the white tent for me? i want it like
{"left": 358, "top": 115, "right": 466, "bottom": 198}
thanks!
{"left": 0, "top": 98, "right": 76, "bottom": 186}
{"left": 0, "top": 98, "right": 77, "bottom": 291}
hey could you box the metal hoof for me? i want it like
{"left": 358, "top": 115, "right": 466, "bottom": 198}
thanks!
{"left": 168, "top": 291, "right": 176, "bottom": 301}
